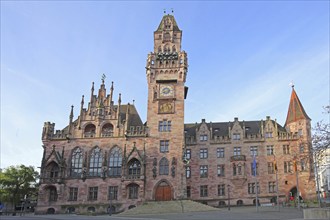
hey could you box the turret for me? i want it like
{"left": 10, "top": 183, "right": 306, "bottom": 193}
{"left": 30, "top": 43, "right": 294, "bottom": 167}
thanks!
{"left": 42, "top": 122, "right": 55, "bottom": 140}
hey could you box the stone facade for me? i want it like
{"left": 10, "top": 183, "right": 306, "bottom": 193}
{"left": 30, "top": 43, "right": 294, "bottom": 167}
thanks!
{"left": 36, "top": 14, "right": 316, "bottom": 214}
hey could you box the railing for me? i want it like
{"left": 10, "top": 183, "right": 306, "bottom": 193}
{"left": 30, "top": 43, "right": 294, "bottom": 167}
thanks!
{"left": 101, "top": 132, "right": 113, "bottom": 137}
{"left": 84, "top": 132, "right": 95, "bottom": 138}
{"left": 40, "top": 177, "right": 62, "bottom": 184}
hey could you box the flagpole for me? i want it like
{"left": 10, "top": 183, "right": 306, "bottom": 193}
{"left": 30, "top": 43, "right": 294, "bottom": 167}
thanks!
{"left": 253, "top": 153, "right": 258, "bottom": 212}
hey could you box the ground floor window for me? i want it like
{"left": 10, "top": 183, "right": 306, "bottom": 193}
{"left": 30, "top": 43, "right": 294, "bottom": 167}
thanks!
{"left": 218, "top": 184, "right": 225, "bottom": 196}
{"left": 108, "top": 186, "right": 118, "bottom": 200}
{"left": 128, "top": 184, "right": 139, "bottom": 199}
{"left": 200, "top": 185, "right": 208, "bottom": 197}
{"left": 88, "top": 187, "right": 98, "bottom": 201}
{"left": 68, "top": 187, "right": 78, "bottom": 201}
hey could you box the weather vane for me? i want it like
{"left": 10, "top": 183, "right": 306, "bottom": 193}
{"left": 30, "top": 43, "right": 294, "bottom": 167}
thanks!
{"left": 101, "top": 74, "right": 106, "bottom": 83}
{"left": 289, "top": 81, "right": 294, "bottom": 88}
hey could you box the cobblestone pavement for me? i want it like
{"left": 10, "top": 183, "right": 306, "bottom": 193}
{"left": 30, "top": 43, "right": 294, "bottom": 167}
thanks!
{"left": 0, "top": 207, "right": 305, "bottom": 220}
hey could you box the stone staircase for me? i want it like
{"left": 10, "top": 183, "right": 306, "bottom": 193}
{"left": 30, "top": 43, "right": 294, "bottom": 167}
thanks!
{"left": 118, "top": 200, "right": 218, "bottom": 216}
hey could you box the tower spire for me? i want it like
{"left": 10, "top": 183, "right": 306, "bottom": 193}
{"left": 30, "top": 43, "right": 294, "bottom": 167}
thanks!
{"left": 110, "top": 81, "right": 114, "bottom": 105}
{"left": 68, "top": 105, "right": 74, "bottom": 134}
{"left": 78, "top": 95, "right": 84, "bottom": 129}
{"left": 284, "top": 86, "right": 311, "bottom": 127}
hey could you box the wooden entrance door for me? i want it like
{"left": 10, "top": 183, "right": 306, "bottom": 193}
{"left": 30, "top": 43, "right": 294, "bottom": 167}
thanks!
{"left": 155, "top": 182, "right": 171, "bottom": 201}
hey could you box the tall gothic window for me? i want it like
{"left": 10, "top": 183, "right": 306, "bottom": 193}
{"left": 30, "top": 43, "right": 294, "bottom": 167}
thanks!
{"left": 71, "top": 148, "right": 83, "bottom": 177}
{"left": 159, "top": 157, "right": 169, "bottom": 175}
{"left": 109, "top": 146, "right": 122, "bottom": 177}
{"left": 128, "top": 158, "right": 141, "bottom": 178}
{"left": 48, "top": 186, "right": 58, "bottom": 202}
{"left": 46, "top": 162, "right": 59, "bottom": 181}
{"left": 89, "top": 147, "right": 103, "bottom": 177}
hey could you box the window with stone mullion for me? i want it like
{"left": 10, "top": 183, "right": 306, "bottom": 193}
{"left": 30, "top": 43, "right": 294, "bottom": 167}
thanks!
{"left": 108, "top": 186, "right": 118, "bottom": 200}
{"left": 88, "top": 187, "right": 98, "bottom": 201}
{"left": 159, "top": 157, "right": 169, "bottom": 175}
{"left": 69, "top": 187, "right": 78, "bottom": 201}
{"left": 109, "top": 147, "right": 122, "bottom": 177}
{"left": 71, "top": 148, "right": 83, "bottom": 177}
{"left": 129, "top": 184, "right": 138, "bottom": 199}
{"left": 89, "top": 147, "right": 103, "bottom": 177}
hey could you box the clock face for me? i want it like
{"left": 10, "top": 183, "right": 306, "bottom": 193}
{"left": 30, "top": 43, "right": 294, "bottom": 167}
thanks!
{"left": 160, "top": 85, "right": 174, "bottom": 97}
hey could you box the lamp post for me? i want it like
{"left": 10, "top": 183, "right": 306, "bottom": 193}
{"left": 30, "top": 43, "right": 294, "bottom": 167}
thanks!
{"left": 294, "top": 160, "right": 301, "bottom": 210}
{"left": 227, "top": 184, "right": 230, "bottom": 211}
{"left": 314, "top": 151, "right": 321, "bottom": 207}
{"left": 109, "top": 192, "right": 112, "bottom": 216}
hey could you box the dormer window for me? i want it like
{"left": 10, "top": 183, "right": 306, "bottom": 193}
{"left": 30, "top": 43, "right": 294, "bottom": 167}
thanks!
{"left": 265, "top": 132, "right": 273, "bottom": 138}
{"left": 233, "top": 133, "right": 240, "bottom": 140}
{"left": 199, "top": 134, "right": 208, "bottom": 141}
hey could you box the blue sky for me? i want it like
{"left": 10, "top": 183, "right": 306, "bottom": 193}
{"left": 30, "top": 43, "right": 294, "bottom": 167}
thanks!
{"left": 1, "top": 1, "right": 329, "bottom": 169}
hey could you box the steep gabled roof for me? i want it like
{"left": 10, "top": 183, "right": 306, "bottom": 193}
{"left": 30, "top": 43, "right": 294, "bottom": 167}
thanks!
{"left": 285, "top": 87, "right": 311, "bottom": 126}
{"left": 156, "top": 14, "right": 181, "bottom": 32}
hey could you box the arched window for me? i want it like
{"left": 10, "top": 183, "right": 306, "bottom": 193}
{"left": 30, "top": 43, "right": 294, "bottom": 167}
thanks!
{"left": 159, "top": 157, "right": 169, "bottom": 175}
{"left": 219, "top": 201, "right": 226, "bottom": 207}
{"left": 48, "top": 186, "right": 57, "bottom": 202}
{"left": 71, "top": 148, "right": 83, "bottom": 177}
{"left": 84, "top": 124, "right": 96, "bottom": 138}
{"left": 128, "top": 158, "right": 141, "bottom": 178}
{"left": 45, "top": 162, "right": 59, "bottom": 182}
{"left": 109, "top": 146, "right": 122, "bottom": 177}
{"left": 101, "top": 123, "right": 113, "bottom": 137}
{"left": 164, "top": 44, "right": 170, "bottom": 53}
{"left": 172, "top": 45, "right": 176, "bottom": 53}
{"left": 237, "top": 200, "right": 243, "bottom": 206}
{"left": 89, "top": 147, "right": 103, "bottom": 177}
{"left": 158, "top": 46, "right": 162, "bottom": 53}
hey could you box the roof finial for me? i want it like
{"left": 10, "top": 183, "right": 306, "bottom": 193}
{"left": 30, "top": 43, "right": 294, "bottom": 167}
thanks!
{"left": 289, "top": 81, "right": 294, "bottom": 89}
{"left": 101, "top": 73, "right": 106, "bottom": 84}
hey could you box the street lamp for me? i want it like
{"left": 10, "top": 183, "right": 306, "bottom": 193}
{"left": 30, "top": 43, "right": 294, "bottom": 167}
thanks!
{"left": 294, "top": 160, "right": 301, "bottom": 210}
{"left": 109, "top": 192, "right": 112, "bottom": 216}
{"left": 227, "top": 184, "right": 230, "bottom": 211}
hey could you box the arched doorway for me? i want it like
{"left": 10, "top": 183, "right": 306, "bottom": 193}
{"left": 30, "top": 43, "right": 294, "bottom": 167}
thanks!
{"left": 289, "top": 187, "right": 297, "bottom": 201}
{"left": 155, "top": 181, "right": 172, "bottom": 201}
{"left": 289, "top": 187, "right": 302, "bottom": 202}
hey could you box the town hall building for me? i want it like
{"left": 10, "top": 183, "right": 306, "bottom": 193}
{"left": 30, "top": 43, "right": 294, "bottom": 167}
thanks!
{"left": 36, "top": 14, "right": 316, "bottom": 214}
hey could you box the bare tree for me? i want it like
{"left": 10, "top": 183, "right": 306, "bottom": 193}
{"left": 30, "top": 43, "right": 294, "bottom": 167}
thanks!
{"left": 312, "top": 106, "right": 330, "bottom": 153}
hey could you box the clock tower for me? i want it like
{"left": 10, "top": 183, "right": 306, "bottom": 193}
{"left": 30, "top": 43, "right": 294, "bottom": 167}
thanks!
{"left": 145, "top": 14, "right": 188, "bottom": 200}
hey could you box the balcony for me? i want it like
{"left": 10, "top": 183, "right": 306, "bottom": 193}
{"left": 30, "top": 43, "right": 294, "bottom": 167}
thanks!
{"left": 230, "top": 155, "right": 246, "bottom": 162}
